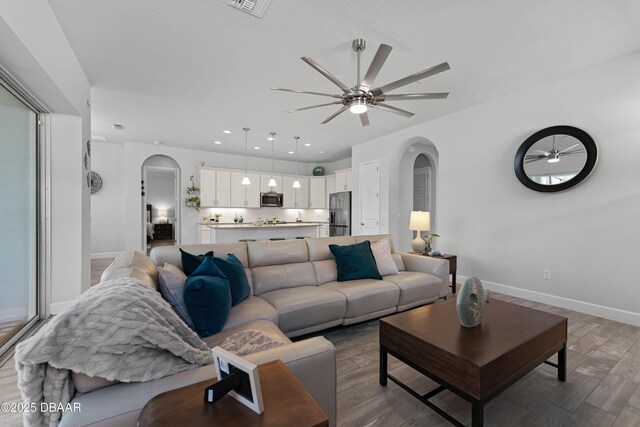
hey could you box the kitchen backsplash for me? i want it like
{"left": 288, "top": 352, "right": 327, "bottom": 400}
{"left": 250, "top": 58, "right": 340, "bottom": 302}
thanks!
{"left": 200, "top": 207, "right": 329, "bottom": 223}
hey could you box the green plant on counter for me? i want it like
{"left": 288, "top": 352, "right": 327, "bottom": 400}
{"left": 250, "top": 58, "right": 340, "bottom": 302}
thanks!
{"left": 185, "top": 184, "right": 200, "bottom": 212}
{"left": 423, "top": 232, "right": 441, "bottom": 245}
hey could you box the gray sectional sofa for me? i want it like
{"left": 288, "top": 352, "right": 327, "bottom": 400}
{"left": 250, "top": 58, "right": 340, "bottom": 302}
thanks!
{"left": 60, "top": 234, "right": 449, "bottom": 426}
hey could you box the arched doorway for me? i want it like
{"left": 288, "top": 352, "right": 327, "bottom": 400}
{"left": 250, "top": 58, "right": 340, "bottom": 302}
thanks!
{"left": 389, "top": 138, "right": 439, "bottom": 252}
{"left": 142, "top": 155, "right": 181, "bottom": 254}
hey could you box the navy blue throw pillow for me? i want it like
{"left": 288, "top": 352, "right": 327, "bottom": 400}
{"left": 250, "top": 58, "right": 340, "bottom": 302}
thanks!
{"left": 210, "top": 254, "right": 251, "bottom": 307}
{"left": 183, "top": 259, "right": 231, "bottom": 337}
{"left": 180, "top": 248, "right": 214, "bottom": 276}
{"left": 329, "top": 240, "right": 382, "bottom": 282}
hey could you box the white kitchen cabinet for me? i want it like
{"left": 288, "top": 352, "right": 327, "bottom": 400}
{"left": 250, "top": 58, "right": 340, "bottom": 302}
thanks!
{"left": 309, "top": 177, "right": 326, "bottom": 209}
{"left": 200, "top": 226, "right": 211, "bottom": 244}
{"left": 325, "top": 175, "right": 335, "bottom": 207}
{"left": 260, "top": 174, "right": 283, "bottom": 193}
{"left": 318, "top": 224, "right": 330, "bottom": 237}
{"left": 230, "top": 171, "right": 260, "bottom": 208}
{"left": 282, "top": 176, "right": 309, "bottom": 208}
{"left": 200, "top": 168, "right": 231, "bottom": 207}
{"left": 200, "top": 169, "right": 216, "bottom": 207}
{"left": 334, "top": 168, "right": 352, "bottom": 192}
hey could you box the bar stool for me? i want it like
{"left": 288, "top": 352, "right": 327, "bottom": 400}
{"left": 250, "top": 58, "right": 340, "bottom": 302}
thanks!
{"left": 238, "top": 239, "right": 256, "bottom": 242}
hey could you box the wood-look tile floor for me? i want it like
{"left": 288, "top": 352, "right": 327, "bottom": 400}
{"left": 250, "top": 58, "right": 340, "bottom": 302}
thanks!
{"left": 2, "top": 262, "right": 640, "bottom": 426}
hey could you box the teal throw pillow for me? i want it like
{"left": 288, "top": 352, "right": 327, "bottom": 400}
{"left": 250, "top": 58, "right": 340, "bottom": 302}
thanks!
{"left": 183, "top": 261, "right": 231, "bottom": 337}
{"left": 190, "top": 256, "right": 227, "bottom": 279}
{"left": 329, "top": 240, "right": 382, "bottom": 282}
{"left": 180, "top": 248, "right": 214, "bottom": 276}
{"left": 210, "top": 254, "right": 251, "bottom": 306}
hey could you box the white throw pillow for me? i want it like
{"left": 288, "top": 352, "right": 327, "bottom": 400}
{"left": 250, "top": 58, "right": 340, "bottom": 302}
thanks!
{"left": 157, "top": 263, "right": 194, "bottom": 328}
{"left": 371, "top": 238, "right": 399, "bottom": 276}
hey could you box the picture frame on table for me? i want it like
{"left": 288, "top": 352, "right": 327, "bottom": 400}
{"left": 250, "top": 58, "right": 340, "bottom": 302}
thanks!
{"left": 210, "top": 346, "right": 264, "bottom": 414}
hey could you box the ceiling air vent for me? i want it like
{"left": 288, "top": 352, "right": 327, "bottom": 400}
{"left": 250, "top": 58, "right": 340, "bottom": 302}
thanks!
{"left": 227, "top": 0, "right": 272, "bottom": 18}
{"left": 113, "top": 123, "right": 125, "bottom": 130}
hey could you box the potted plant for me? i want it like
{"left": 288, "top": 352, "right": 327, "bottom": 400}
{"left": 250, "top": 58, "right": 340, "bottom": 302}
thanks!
{"left": 423, "top": 232, "right": 441, "bottom": 254}
{"left": 213, "top": 213, "right": 222, "bottom": 223}
{"left": 185, "top": 177, "right": 200, "bottom": 212}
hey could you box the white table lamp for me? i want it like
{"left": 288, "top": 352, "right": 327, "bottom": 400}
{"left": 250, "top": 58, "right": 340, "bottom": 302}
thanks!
{"left": 158, "top": 209, "right": 168, "bottom": 223}
{"left": 409, "top": 211, "right": 430, "bottom": 254}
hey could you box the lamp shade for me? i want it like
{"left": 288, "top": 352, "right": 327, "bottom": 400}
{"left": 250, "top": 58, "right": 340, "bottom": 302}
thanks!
{"left": 158, "top": 209, "right": 168, "bottom": 218}
{"left": 409, "top": 211, "right": 430, "bottom": 231}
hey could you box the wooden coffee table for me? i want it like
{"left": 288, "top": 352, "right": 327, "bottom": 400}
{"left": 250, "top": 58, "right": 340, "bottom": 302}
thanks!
{"left": 379, "top": 299, "right": 567, "bottom": 427}
{"left": 138, "top": 360, "right": 328, "bottom": 427}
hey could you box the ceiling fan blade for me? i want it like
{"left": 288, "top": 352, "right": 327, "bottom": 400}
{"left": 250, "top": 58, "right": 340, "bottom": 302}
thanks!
{"left": 359, "top": 44, "right": 393, "bottom": 93}
{"left": 359, "top": 112, "right": 370, "bottom": 127}
{"left": 379, "top": 92, "right": 449, "bottom": 101}
{"left": 286, "top": 101, "right": 343, "bottom": 113}
{"left": 558, "top": 143, "right": 580, "bottom": 154}
{"left": 525, "top": 157, "right": 545, "bottom": 164}
{"left": 371, "top": 62, "right": 450, "bottom": 97}
{"left": 373, "top": 102, "right": 414, "bottom": 118}
{"left": 271, "top": 88, "right": 342, "bottom": 98}
{"left": 533, "top": 150, "right": 550, "bottom": 155}
{"left": 301, "top": 57, "right": 350, "bottom": 93}
{"left": 321, "top": 105, "right": 349, "bottom": 124}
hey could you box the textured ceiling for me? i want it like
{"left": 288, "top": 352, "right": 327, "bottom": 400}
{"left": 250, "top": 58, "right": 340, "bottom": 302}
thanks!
{"left": 49, "top": 0, "right": 640, "bottom": 162}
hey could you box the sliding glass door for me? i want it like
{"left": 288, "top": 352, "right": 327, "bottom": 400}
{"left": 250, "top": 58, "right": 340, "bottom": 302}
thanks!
{"left": 0, "top": 81, "right": 39, "bottom": 351}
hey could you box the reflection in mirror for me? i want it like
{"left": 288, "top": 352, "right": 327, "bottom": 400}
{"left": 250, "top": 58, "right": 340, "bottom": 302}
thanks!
{"left": 514, "top": 125, "right": 597, "bottom": 193}
{"left": 523, "top": 134, "right": 586, "bottom": 185}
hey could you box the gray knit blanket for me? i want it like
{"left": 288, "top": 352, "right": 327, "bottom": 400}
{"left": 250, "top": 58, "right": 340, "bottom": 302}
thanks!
{"left": 15, "top": 278, "right": 214, "bottom": 427}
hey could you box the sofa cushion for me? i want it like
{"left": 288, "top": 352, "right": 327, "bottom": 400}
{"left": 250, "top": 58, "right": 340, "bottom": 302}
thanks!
{"left": 71, "top": 372, "right": 118, "bottom": 393}
{"left": 210, "top": 254, "right": 251, "bottom": 306}
{"left": 323, "top": 279, "right": 400, "bottom": 318}
{"left": 306, "top": 236, "right": 356, "bottom": 261}
{"left": 251, "top": 262, "right": 317, "bottom": 295}
{"left": 223, "top": 296, "right": 279, "bottom": 330}
{"left": 371, "top": 238, "right": 398, "bottom": 276}
{"left": 383, "top": 271, "right": 443, "bottom": 306}
{"left": 329, "top": 241, "right": 382, "bottom": 282}
{"left": 101, "top": 251, "right": 158, "bottom": 290}
{"left": 392, "top": 253, "right": 406, "bottom": 272}
{"left": 183, "top": 270, "right": 231, "bottom": 337}
{"left": 202, "top": 319, "right": 292, "bottom": 348}
{"left": 180, "top": 249, "right": 214, "bottom": 276}
{"left": 247, "top": 239, "right": 309, "bottom": 268}
{"left": 259, "top": 287, "right": 346, "bottom": 333}
{"left": 312, "top": 259, "right": 338, "bottom": 285}
{"left": 157, "top": 263, "right": 194, "bottom": 328}
{"left": 151, "top": 243, "right": 249, "bottom": 270}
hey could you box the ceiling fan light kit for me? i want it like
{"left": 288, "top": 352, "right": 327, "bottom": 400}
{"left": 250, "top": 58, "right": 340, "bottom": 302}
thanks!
{"left": 272, "top": 38, "right": 450, "bottom": 126}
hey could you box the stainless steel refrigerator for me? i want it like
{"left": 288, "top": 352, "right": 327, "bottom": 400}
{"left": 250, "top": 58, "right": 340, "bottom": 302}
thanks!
{"left": 329, "top": 191, "right": 351, "bottom": 236}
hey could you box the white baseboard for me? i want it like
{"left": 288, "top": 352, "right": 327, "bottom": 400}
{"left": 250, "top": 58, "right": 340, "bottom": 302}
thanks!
{"left": 50, "top": 301, "right": 73, "bottom": 315}
{"left": 91, "top": 251, "right": 123, "bottom": 259}
{"left": 0, "top": 307, "right": 28, "bottom": 322}
{"left": 458, "top": 275, "right": 640, "bottom": 327}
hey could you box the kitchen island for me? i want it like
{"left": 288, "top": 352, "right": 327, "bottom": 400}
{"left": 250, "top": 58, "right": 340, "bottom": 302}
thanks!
{"left": 200, "top": 222, "right": 325, "bottom": 244}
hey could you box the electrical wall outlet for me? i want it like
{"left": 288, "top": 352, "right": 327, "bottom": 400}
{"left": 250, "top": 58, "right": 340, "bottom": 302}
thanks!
{"left": 542, "top": 269, "right": 551, "bottom": 280}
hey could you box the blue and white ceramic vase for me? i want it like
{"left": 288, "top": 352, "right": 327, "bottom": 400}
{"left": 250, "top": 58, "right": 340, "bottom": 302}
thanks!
{"left": 456, "top": 276, "right": 490, "bottom": 328}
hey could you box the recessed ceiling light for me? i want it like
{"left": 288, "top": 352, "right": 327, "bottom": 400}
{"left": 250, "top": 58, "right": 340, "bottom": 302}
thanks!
{"left": 288, "top": 151, "right": 294, "bottom": 154}
{"left": 213, "top": 141, "right": 222, "bottom": 145}
{"left": 223, "top": 130, "right": 231, "bottom": 134}
{"left": 267, "top": 137, "right": 274, "bottom": 141}
{"left": 113, "top": 123, "right": 125, "bottom": 130}
{"left": 253, "top": 146, "right": 261, "bottom": 150}
{"left": 153, "top": 140, "right": 163, "bottom": 145}
{"left": 304, "top": 143, "right": 311, "bottom": 147}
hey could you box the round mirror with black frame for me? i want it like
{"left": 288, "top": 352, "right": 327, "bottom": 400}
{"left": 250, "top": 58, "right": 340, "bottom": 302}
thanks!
{"left": 514, "top": 125, "right": 597, "bottom": 193}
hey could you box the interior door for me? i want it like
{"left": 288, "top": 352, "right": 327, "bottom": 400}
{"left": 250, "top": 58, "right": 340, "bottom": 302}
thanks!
{"left": 359, "top": 160, "right": 380, "bottom": 235}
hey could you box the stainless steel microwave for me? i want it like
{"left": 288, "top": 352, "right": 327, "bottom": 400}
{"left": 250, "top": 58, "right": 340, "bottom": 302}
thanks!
{"left": 260, "top": 192, "right": 283, "bottom": 207}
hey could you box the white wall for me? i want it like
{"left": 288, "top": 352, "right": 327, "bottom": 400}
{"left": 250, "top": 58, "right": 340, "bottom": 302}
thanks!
{"left": 352, "top": 51, "right": 640, "bottom": 324}
{"left": 91, "top": 142, "right": 125, "bottom": 254}
{"left": 0, "top": 0, "right": 91, "bottom": 311}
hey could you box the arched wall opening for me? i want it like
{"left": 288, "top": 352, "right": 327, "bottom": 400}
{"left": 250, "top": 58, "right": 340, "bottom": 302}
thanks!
{"left": 388, "top": 137, "right": 439, "bottom": 252}
{"left": 141, "top": 155, "right": 181, "bottom": 252}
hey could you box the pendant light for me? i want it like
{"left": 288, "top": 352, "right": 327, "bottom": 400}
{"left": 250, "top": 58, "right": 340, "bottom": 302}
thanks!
{"left": 293, "top": 136, "right": 301, "bottom": 188}
{"left": 242, "top": 127, "right": 251, "bottom": 185}
{"left": 268, "top": 132, "right": 277, "bottom": 188}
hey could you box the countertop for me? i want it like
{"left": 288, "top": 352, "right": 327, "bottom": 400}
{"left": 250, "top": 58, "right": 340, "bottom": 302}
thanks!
{"left": 201, "top": 221, "right": 328, "bottom": 229}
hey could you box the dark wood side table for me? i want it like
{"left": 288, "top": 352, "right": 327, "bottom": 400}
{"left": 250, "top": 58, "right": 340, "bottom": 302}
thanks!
{"left": 415, "top": 253, "right": 457, "bottom": 293}
{"left": 138, "top": 360, "right": 328, "bottom": 427}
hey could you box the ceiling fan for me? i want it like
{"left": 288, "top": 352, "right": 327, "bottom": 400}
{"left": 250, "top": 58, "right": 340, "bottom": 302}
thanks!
{"left": 272, "top": 39, "right": 450, "bottom": 127}
{"left": 525, "top": 136, "right": 584, "bottom": 164}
